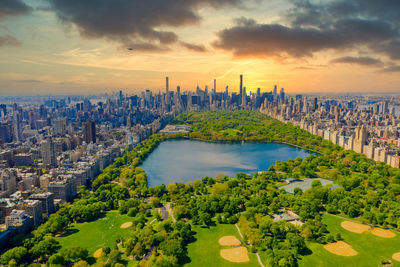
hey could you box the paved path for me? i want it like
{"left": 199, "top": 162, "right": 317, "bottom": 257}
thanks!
{"left": 235, "top": 224, "right": 243, "bottom": 238}
{"left": 160, "top": 206, "right": 169, "bottom": 220}
{"left": 165, "top": 203, "right": 176, "bottom": 222}
{"left": 235, "top": 223, "right": 265, "bottom": 267}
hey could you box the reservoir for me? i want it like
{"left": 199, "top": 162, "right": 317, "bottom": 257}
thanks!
{"left": 141, "top": 139, "right": 312, "bottom": 186}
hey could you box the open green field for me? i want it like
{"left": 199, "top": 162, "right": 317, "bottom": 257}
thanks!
{"left": 55, "top": 211, "right": 133, "bottom": 255}
{"left": 299, "top": 214, "right": 400, "bottom": 267}
{"left": 223, "top": 129, "right": 242, "bottom": 136}
{"left": 186, "top": 222, "right": 258, "bottom": 267}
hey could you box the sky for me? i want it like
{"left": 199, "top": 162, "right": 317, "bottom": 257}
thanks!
{"left": 0, "top": 0, "right": 400, "bottom": 95}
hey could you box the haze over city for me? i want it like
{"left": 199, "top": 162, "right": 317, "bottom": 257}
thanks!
{"left": 1, "top": 0, "right": 400, "bottom": 94}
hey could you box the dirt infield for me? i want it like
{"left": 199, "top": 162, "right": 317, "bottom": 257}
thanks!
{"left": 371, "top": 228, "right": 396, "bottom": 238}
{"left": 218, "top": 236, "right": 241, "bottom": 247}
{"left": 324, "top": 241, "right": 358, "bottom": 256}
{"left": 220, "top": 247, "right": 250, "bottom": 262}
{"left": 392, "top": 252, "right": 400, "bottom": 262}
{"left": 341, "top": 221, "right": 370, "bottom": 234}
{"left": 120, "top": 222, "right": 133, "bottom": 229}
{"left": 93, "top": 248, "right": 102, "bottom": 258}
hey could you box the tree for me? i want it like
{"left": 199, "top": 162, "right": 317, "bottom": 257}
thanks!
{"left": 326, "top": 234, "right": 335, "bottom": 243}
{"left": 62, "top": 247, "right": 88, "bottom": 263}
{"left": 48, "top": 254, "right": 65, "bottom": 265}
{"left": 0, "top": 246, "right": 27, "bottom": 265}
{"left": 300, "top": 228, "right": 313, "bottom": 241}
{"left": 73, "top": 260, "right": 91, "bottom": 267}
{"left": 311, "top": 180, "right": 322, "bottom": 187}
{"left": 336, "top": 233, "right": 342, "bottom": 240}
{"left": 30, "top": 237, "right": 59, "bottom": 259}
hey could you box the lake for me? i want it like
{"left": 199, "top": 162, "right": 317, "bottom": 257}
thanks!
{"left": 141, "top": 139, "right": 312, "bottom": 186}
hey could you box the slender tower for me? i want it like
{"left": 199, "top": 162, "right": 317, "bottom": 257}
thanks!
{"left": 165, "top": 77, "right": 169, "bottom": 105}
{"left": 239, "top": 74, "right": 243, "bottom": 105}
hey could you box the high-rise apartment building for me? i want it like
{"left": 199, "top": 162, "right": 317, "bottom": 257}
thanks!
{"left": 41, "top": 139, "right": 57, "bottom": 168}
{"left": 83, "top": 120, "right": 96, "bottom": 144}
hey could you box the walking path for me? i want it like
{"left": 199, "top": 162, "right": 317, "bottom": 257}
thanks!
{"left": 165, "top": 203, "right": 176, "bottom": 222}
{"left": 235, "top": 224, "right": 265, "bottom": 267}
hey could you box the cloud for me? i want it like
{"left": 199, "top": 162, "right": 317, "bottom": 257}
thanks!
{"left": 180, "top": 42, "right": 206, "bottom": 52}
{"left": 214, "top": 1, "right": 400, "bottom": 63}
{"left": 123, "top": 42, "right": 170, "bottom": 52}
{"left": 331, "top": 56, "right": 382, "bottom": 66}
{"left": 374, "top": 40, "right": 400, "bottom": 60}
{"left": 0, "top": 0, "right": 32, "bottom": 20}
{"left": 45, "top": 0, "right": 242, "bottom": 52}
{"left": 381, "top": 65, "right": 400, "bottom": 72}
{"left": 0, "top": 35, "right": 22, "bottom": 47}
{"left": 213, "top": 17, "right": 396, "bottom": 58}
{"left": 14, "top": 79, "right": 43, "bottom": 83}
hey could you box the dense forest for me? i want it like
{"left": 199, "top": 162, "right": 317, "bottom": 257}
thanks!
{"left": 170, "top": 110, "right": 338, "bottom": 154}
{"left": 2, "top": 110, "right": 400, "bottom": 267}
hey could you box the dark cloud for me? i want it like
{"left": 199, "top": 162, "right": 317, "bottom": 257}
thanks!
{"left": 14, "top": 79, "right": 42, "bottom": 83}
{"left": 381, "top": 65, "right": 400, "bottom": 72}
{"left": 374, "top": 40, "right": 400, "bottom": 60}
{"left": 213, "top": 17, "right": 396, "bottom": 58}
{"left": 180, "top": 42, "right": 206, "bottom": 52}
{"left": 0, "top": 0, "right": 32, "bottom": 20}
{"left": 331, "top": 56, "right": 382, "bottom": 66}
{"left": 45, "top": 0, "right": 242, "bottom": 51}
{"left": 0, "top": 35, "right": 22, "bottom": 47}
{"left": 123, "top": 42, "right": 170, "bottom": 52}
{"left": 215, "top": 0, "right": 400, "bottom": 64}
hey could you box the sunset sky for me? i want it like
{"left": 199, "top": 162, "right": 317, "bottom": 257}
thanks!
{"left": 0, "top": 0, "right": 400, "bottom": 94}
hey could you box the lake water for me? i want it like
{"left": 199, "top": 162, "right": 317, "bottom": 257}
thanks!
{"left": 141, "top": 139, "right": 312, "bottom": 186}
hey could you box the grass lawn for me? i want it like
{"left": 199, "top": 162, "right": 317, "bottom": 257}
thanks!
{"left": 299, "top": 214, "right": 400, "bottom": 267}
{"left": 55, "top": 211, "right": 134, "bottom": 255}
{"left": 186, "top": 222, "right": 259, "bottom": 267}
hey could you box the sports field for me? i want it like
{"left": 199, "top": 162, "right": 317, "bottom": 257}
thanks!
{"left": 186, "top": 222, "right": 258, "bottom": 267}
{"left": 55, "top": 211, "right": 133, "bottom": 255}
{"left": 299, "top": 214, "right": 400, "bottom": 266}
{"left": 282, "top": 178, "right": 334, "bottom": 194}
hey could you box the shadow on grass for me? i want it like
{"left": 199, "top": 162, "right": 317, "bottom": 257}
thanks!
{"left": 199, "top": 220, "right": 217, "bottom": 229}
{"left": 301, "top": 246, "right": 313, "bottom": 256}
{"left": 58, "top": 228, "right": 79, "bottom": 237}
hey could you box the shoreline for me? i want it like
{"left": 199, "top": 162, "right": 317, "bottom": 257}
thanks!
{"left": 158, "top": 134, "right": 322, "bottom": 155}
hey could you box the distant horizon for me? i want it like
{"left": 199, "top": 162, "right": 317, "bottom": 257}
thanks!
{"left": 1, "top": 88, "right": 400, "bottom": 97}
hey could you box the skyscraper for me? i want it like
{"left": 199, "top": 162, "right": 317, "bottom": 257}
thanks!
{"left": 313, "top": 97, "right": 318, "bottom": 111}
{"left": 242, "top": 87, "right": 247, "bottom": 107}
{"left": 83, "top": 120, "right": 96, "bottom": 144}
{"left": 166, "top": 77, "right": 170, "bottom": 105}
{"left": 119, "top": 90, "right": 123, "bottom": 103}
{"left": 239, "top": 74, "right": 243, "bottom": 104}
{"left": 213, "top": 79, "right": 216, "bottom": 94}
{"left": 280, "top": 88, "right": 285, "bottom": 100}
{"left": 41, "top": 139, "right": 57, "bottom": 168}
{"left": 53, "top": 118, "right": 66, "bottom": 135}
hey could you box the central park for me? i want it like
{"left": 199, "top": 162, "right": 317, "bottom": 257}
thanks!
{"left": 3, "top": 110, "right": 400, "bottom": 267}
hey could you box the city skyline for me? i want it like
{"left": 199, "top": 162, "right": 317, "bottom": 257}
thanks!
{"left": 1, "top": 0, "right": 400, "bottom": 94}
